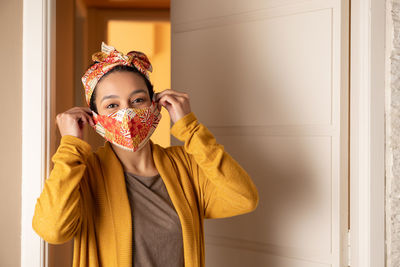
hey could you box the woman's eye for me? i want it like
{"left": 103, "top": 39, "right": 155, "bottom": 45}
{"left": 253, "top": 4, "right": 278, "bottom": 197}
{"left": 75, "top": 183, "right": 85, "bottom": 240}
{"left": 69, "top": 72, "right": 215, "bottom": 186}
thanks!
{"left": 106, "top": 103, "right": 118, "bottom": 109}
{"left": 132, "top": 98, "right": 144, "bottom": 104}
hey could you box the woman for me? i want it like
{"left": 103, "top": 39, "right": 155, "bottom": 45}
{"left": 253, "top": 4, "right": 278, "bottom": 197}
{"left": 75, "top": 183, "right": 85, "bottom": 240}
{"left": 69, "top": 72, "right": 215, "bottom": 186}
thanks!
{"left": 32, "top": 42, "right": 259, "bottom": 267}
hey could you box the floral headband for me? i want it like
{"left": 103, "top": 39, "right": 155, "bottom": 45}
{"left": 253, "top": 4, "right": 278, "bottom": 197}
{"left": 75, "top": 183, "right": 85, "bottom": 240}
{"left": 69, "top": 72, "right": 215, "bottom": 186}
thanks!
{"left": 81, "top": 42, "right": 153, "bottom": 105}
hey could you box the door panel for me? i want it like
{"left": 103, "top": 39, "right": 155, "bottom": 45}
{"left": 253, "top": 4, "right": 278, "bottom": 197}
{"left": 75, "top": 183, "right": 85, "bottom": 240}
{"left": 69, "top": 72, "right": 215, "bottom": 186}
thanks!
{"left": 173, "top": 9, "right": 333, "bottom": 126}
{"left": 205, "top": 244, "right": 331, "bottom": 267}
{"left": 171, "top": 0, "right": 348, "bottom": 266}
{"left": 212, "top": 136, "right": 332, "bottom": 252}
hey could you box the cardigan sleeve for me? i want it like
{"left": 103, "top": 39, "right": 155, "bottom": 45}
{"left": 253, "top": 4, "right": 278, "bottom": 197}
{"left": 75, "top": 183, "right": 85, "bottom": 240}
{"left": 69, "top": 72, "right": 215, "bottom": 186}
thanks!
{"left": 170, "top": 112, "right": 259, "bottom": 219}
{"left": 32, "top": 135, "right": 92, "bottom": 244}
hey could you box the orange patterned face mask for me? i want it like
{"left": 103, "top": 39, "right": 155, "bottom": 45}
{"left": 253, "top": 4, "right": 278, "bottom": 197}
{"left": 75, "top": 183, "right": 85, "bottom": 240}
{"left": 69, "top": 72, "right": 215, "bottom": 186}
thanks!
{"left": 91, "top": 101, "right": 162, "bottom": 152}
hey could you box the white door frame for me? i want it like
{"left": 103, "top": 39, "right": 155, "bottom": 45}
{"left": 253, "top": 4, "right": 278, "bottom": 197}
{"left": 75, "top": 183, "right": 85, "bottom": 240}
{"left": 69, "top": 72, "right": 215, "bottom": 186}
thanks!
{"left": 20, "top": 0, "right": 386, "bottom": 266}
{"left": 349, "top": 0, "right": 386, "bottom": 267}
{"left": 21, "top": 0, "right": 55, "bottom": 266}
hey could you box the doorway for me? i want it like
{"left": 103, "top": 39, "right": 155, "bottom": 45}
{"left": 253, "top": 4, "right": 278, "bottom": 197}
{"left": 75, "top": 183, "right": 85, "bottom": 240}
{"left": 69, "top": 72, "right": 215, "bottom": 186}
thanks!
{"left": 21, "top": 1, "right": 384, "bottom": 267}
{"left": 48, "top": 1, "right": 171, "bottom": 266}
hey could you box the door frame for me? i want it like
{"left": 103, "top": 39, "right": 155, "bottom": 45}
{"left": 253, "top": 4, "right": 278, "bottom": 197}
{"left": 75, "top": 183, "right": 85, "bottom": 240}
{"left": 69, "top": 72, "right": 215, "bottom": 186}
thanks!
{"left": 349, "top": 0, "right": 386, "bottom": 266}
{"left": 20, "top": 0, "right": 386, "bottom": 266}
{"left": 21, "top": 0, "right": 55, "bottom": 266}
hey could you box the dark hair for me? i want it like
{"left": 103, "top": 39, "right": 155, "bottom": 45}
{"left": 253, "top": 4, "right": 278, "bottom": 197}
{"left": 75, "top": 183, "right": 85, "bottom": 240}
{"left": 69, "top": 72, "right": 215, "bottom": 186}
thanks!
{"left": 89, "top": 64, "right": 154, "bottom": 113}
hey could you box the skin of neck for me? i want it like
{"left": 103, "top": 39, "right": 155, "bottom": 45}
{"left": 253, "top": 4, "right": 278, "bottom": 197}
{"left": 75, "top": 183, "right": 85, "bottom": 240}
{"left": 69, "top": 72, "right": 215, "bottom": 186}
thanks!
{"left": 110, "top": 141, "right": 159, "bottom": 177}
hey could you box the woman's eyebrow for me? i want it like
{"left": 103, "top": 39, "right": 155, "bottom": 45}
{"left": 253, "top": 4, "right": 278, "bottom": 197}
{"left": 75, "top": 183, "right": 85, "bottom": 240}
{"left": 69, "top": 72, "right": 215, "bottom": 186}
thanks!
{"left": 129, "top": 89, "right": 147, "bottom": 97}
{"left": 101, "top": 89, "right": 147, "bottom": 103}
{"left": 101, "top": 94, "right": 118, "bottom": 103}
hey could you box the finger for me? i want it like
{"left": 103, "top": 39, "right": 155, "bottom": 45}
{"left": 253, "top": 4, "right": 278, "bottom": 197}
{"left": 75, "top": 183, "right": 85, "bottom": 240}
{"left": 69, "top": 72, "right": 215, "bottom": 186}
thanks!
{"left": 67, "top": 108, "right": 93, "bottom": 117}
{"left": 76, "top": 113, "right": 88, "bottom": 125}
{"left": 68, "top": 111, "right": 94, "bottom": 127}
{"left": 158, "top": 94, "right": 180, "bottom": 109}
{"left": 79, "top": 112, "right": 95, "bottom": 127}
{"left": 158, "top": 93, "right": 188, "bottom": 105}
{"left": 164, "top": 89, "right": 189, "bottom": 98}
{"left": 81, "top": 107, "right": 94, "bottom": 115}
{"left": 155, "top": 89, "right": 189, "bottom": 100}
{"left": 63, "top": 111, "right": 89, "bottom": 124}
{"left": 67, "top": 106, "right": 93, "bottom": 116}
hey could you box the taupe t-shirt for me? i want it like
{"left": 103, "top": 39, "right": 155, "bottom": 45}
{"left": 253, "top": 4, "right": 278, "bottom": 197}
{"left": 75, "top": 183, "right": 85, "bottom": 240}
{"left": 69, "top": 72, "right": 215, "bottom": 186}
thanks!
{"left": 124, "top": 172, "right": 184, "bottom": 267}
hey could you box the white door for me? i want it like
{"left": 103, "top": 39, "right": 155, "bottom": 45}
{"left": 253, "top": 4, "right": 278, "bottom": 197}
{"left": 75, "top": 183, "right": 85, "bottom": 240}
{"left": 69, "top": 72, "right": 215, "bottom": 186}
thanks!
{"left": 171, "top": 1, "right": 349, "bottom": 266}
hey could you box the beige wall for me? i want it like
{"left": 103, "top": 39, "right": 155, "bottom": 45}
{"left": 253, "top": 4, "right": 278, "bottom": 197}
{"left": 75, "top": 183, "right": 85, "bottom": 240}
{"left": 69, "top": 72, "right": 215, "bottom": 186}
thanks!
{"left": 0, "top": 0, "right": 23, "bottom": 266}
{"left": 386, "top": 1, "right": 400, "bottom": 266}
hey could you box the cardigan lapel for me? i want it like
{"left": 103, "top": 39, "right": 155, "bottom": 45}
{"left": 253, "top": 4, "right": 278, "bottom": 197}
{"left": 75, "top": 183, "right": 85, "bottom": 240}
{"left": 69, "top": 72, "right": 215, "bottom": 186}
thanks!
{"left": 97, "top": 141, "right": 132, "bottom": 267}
{"left": 150, "top": 140, "right": 198, "bottom": 267}
{"left": 97, "top": 140, "right": 199, "bottom": 267}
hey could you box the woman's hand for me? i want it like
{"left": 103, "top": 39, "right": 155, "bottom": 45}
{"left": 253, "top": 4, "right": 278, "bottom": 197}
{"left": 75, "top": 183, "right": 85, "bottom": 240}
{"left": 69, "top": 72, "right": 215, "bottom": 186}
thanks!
{"left": 56, "top": 107, "right": 95, "bottom": 139}
{"left": 155, "top": 89, "right": 192, "bottom": 124}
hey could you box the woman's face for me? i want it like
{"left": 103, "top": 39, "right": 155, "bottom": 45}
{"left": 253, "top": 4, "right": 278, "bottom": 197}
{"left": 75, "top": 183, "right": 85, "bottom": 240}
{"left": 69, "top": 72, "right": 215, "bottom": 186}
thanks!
{"left": 95, "top": 71, "right": 152, "bottom": 116}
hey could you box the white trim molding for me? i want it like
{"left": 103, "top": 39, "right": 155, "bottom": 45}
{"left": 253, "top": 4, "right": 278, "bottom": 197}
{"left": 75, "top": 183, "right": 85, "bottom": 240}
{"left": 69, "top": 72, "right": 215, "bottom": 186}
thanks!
{"left": 350, "top": 0, "right": 386, "bottom": 267}
{"left": 21, "top": 0, "right": 55, "bottom": 266}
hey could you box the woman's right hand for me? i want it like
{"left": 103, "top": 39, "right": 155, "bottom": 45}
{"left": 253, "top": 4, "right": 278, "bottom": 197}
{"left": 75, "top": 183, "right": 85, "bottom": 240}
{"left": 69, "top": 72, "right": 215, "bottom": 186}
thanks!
{"left": 56, "top": 107, "right": 95, "bottom": 139}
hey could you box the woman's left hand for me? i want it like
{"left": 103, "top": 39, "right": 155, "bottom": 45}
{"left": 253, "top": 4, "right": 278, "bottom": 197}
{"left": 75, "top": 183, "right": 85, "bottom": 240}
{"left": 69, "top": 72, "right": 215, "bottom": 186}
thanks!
{"left": 155, "top": 89, "right": 192, "bottom": 124}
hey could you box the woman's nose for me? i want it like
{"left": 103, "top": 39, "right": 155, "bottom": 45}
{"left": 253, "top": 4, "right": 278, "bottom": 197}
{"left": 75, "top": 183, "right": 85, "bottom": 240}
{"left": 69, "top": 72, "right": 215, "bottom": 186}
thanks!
{"left": 119, "top": 101, "right": 131, "bottom": 109}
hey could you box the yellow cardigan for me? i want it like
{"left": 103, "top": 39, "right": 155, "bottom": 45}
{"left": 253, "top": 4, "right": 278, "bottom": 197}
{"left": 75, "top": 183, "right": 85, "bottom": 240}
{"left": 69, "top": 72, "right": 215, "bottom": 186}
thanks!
{"left": 32, "top": 112, "right": 259, "bottom": 267}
